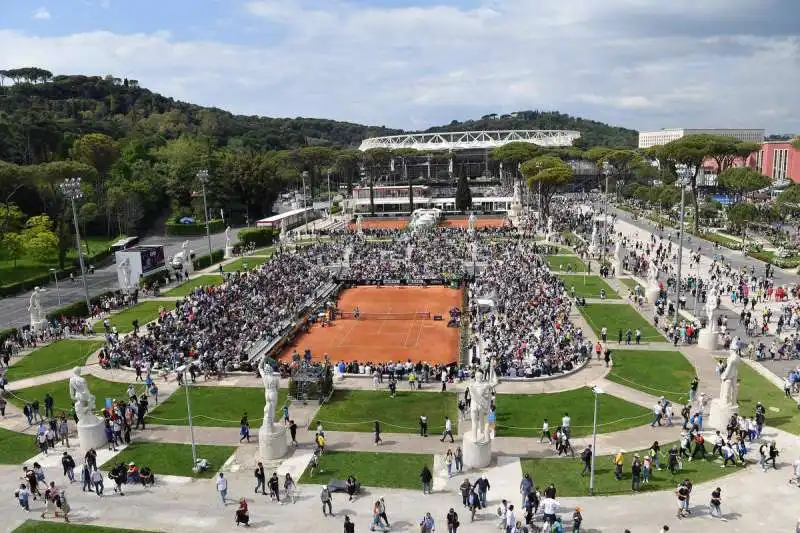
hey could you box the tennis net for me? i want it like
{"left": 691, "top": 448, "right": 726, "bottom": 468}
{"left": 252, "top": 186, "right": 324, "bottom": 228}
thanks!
{"left": 338, "top": 311, "right": 431, "bottom": 320}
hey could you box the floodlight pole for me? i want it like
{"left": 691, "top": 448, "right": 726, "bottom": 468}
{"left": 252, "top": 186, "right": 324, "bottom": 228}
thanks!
{"left": 675, "top": 183, "right": 686, "bottom": 326}
{"left": 589, "top": 386, "right": 602, "bottom": 495}
{"left": 196, "top": 169, "right": 214, "bottom": 260}
{"left": 184, "top": 367, "right": 198, "bottom": 469}
{"left": 59, "top": 177, "right": 92, "bottom": 314}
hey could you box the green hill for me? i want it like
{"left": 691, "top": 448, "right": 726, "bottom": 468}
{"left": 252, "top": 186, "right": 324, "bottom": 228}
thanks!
{"left": 0, "top": 68, "right": 636, "bottom": 165}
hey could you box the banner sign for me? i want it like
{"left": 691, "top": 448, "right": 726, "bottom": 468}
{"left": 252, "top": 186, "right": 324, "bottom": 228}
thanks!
{"left": 334, "top": 278, "right": 450, "bottom": 286}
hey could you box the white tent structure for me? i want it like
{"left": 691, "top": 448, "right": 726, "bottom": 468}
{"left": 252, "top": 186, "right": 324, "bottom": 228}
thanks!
{"left": 409, "top": 208, "right": 442, "bottom": 231}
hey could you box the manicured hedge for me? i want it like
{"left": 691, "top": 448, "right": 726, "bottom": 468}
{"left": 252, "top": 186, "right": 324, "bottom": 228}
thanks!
{"left": 193, "top": 249, "right": 225, "bottom": 270}
{"left": 166, "top": 219, "right": 225, "bottom": 236}
{"left": 237, "top": 228, "right": 274, "bottom": 248}
{"left": 45, "top": 289, "right": 118, "bottom": 321}
{"left": 0, "top": 328, "right": 19, "bottom": 344}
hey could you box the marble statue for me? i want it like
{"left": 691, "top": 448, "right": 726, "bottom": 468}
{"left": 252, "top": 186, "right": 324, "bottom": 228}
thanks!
{"left": 181, "top": 240, "right": 189, "bottom": 256}
{"left": 718, "top": 347, "right": 741, "bottom": 406}
{"left": 706, "top": 285, "right": 720, "bottom": 326}
{"left": 546, "top": 216, "right": 553, "bottom": 236}
{"left": 259, "top": 358, "right": 280, "bottom": 433}
{"left": 28, "top": 287, "right": 45, "bottom": 327}
{"left": 512, "top": 181, "right": 522, "bottom": 206}
{"left": 118, "top": 257, "right": 132, "bottom": 291}
{"left": 356, "top": 215, "right": 364, "bottom": 235}
{"left": 588, "top": 224, "right": 598, "bottom": 254}
{"left": 647, "top": 261, "right": 659, "bottom": 287}
{"left": 468, "top": 213, "right": 477, "bottom": 232}
{"left": 69, "top": 367, "right": 96, "bottom": 423}
{"left": 225, "top": 226, "right": 232, "bottom": 248}
{"left": 468, "top": 358, "right": 498, "bottom": 442}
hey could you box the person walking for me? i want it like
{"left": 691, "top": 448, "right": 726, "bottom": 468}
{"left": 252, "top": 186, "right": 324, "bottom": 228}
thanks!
{"left": 440, "top": 416, "right": 454, "bottom": 443}
{"left": 321, "top": 485, "right": 334, "bottom": 516}
{"left": 709, "top": 487, "right": 723, "bottom": 519}
{"left": 254, "top": 462, "right": 266, "bottom": 495}
{"left": 420, "top": 512, "right": 436, "bottom": 533}
{"left": 374, "top": 421, "right": 382, "bottom": 445}
{"left": 377, "top": 497, "right": 390, "bottom": 528}
{"left": 445, "top": 449, "right": 454, "bottom": 477}
{"left": 284, "top": 473, "right": 297, "bottom": 504}
{"left": 446, "top": 507, "right": 459, "bottom": 533}
{"left": 344, "top": 515, "right": 355, "bottom": 533}
{"left": 217, "top": 473, "right": 228, "bottom": 505}
{"left": 454, "top": 447, "right": 463, "bottom": 473}
{"left": 420, "top": 465, "right": 433, "bottom": 494}
{"left": 268, "top": 472, "right": 281, "bottom": 502}
{"left": 90, "top": 467, "right": 103, "bottom": 496}
{"left": 580, "top": 445, "right": 592, "bottom": 476}
{"left": 289, "top": 420, "right": 298, "bottom": 446}
{"left": 61, "top": 452, "right": 75, "bottom": 483}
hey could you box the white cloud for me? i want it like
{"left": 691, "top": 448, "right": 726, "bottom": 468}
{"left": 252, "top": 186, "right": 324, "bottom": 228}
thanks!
{"left": 32, "top": 7, "right": 52, "bottom": 20}
{"left": 2, "top": 0, "right": 799, "bottom": 133}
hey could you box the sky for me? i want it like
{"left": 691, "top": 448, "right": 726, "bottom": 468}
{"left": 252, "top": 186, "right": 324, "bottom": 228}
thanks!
{"left": 0, "top": 0, "right": 798, "bottom": 133}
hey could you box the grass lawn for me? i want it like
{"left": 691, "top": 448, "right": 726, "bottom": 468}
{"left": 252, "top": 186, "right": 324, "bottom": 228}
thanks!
{"left": 605, "top": 350, "right": 695, "bottom": 404}
{"left": 520, "top": 441, "right": 739, "bottom": 496}
{"left": 108, "top": 301, "right": 170, "bottom": 333}
{"left": 737, "top": 363, "right": 800, "bottom": 435}
{"left": 298, "top": 451, "right": 432, "bottom": 490}
{"left": 13, "top": 521, "right": 152, "bottom": 533}
{"left": 619, "top": 278, "right": 643, "bottom": 291}
{"left": 252, "top": 246, "right": 276, "bottom": 256}
{"left": 0, "top": 427, "right": 38, "bottom": 464}
{"left": 223, "top": 255, "right": 269, "bottom": 272}
{"left": 0, "top": 236, "right": 124, "bottom": 287}
{"left": 5, "top": 340, "right": 103, "bottom": 382}
{"left": 7, "top": 376, "right": 143, "bottom": 415}
{"left": 560, "top": 275, "right": 620, "bottom": 299}
{"left": 147, "top": 386, "right": 287, "bottom": 427}
{"left": 99, "top": 441, "right": 235, "bottom": 478}
{"left": 496, "top": 389, "right": 650, "bottom": 438}
{"left": 580, "top": 303, "right": 666, "bottom": 342}
{"left": 312, "top": 390, "right": 459, "bottom": 434}
{"left": 163, "top": 275, "right": 224, "bottom": 297}
{"left": 545, "top": 255, "right": 586, "bottom": 272}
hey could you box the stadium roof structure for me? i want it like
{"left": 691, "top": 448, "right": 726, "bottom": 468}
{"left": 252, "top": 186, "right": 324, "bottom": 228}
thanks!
{"left": 358, "top": 130, "right": 581, "bottom": 152}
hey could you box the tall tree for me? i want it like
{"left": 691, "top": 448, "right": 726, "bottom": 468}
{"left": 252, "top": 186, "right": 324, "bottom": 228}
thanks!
{"left": 454, "top": 173, "right": 472, "bottom": 212}
{"left": 717, "top": 167, "right": 771, "bottom": 201}
{"left": 333, "top": 149, "right": 361, "bottom": 194}
{"left": 361, "top": 148, "right": 392, "bottom": 216}
{"left": 490, "top": 142, "right": 542, "bottom": 181}
{"left": 660, "top": 135, "right": 716, "bottom": 233}
{"left": 520, "top": 155, "right": 573, "bottom": 217}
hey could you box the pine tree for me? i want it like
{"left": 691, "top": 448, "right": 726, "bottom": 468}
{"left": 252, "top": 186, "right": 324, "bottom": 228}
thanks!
{"left": 455, "top": 174, "right": 472, "bottom": 212}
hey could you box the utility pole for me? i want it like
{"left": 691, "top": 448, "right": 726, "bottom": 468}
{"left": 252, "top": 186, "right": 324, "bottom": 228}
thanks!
{"left": 674, "top": 181, "right": 686, "bottom": 326}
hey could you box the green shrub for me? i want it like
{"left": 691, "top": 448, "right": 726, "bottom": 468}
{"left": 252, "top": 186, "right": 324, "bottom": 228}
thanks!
{"left": 45, "top": 289, "right": 118, "bottom": 321}
{"left": 330, "top": 203, "right": 342, "bottom": 215}
{"left": 0, "top": 328, "right": 19, "bottom": 344}
{"left": 166, "top": 219, "right": 225, "bottom": 236}
{"left": 142, "top": 269, "right": 171, "bottom": 287}
{"left": 237, "top": 228, "right": 274, "bottom": 248}
{"left": 192, "top": 249, "right": 225, "bottom": 270}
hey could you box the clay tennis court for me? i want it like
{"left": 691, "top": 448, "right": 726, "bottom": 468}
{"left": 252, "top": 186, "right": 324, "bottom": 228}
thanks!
{"left": 280, "top": 286, "right": 462, "bottom": 364}
{"left": 347, "top": 219, "right": 409, "bottom": 230}
{"left": 438, "top": 216, "right": 507, "bottom": 228}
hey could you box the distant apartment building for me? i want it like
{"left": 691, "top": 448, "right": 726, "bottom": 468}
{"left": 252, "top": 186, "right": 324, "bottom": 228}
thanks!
{"left": 638, "top": 128, "right": 765, "bottom": 149}
{"left": 698, "top": 140, "right": 799, "bottom": 187}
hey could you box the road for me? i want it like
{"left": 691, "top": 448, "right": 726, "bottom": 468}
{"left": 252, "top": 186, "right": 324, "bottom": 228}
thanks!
{"left": 609, "top": 204, "right": 800, "bottom": 380}
{"left": 0, "top": 228, "right": 241, "bottom": 330}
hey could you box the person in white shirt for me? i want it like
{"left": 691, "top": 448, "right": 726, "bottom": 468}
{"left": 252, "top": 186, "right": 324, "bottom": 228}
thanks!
{"left": 540, "top": 419, "right": 551, "bottom": 443}
{"left": 216, "top": 473, "right": 228, "bottom": 505}
{"left": 561, "top": 413, "right": 571, "bottom": 437}
{"left": 505, "top": 504, "right": 516, "bottom": 533}
{"left": 440, "top": 416, "right": 454, "bottom": 443}
{"left": 541, "top": 496, "right": 560, "bottom": 524}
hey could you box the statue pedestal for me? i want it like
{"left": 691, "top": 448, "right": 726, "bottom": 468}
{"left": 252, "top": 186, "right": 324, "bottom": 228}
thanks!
{"left": 30, "top": 318, "right": 47, "bottom": 333}
{"left": 708, "top": 399, "right": 738, "bottom": 430}
{"left": 184, "top": 260, "right": 195, "bottom": 275}
{"left": 645, "top": 285, "right": 661, "bottom": 304}
{"left": 258, "top": 425, "right": 288, "bottom": 460}
{"left": 224, "top": 245, "right": 233, "bottom": 259}
{"left": 698, "top": 328, "right": 720, "bottom": 351}
{"left": 77, "top": 416, "right": 107, "bottom": 454}
{"left": 462, "top": 433, "right": 492, "bottom": 469}
{"left": 334, "top": 369, "right": 344, "bottom": 382}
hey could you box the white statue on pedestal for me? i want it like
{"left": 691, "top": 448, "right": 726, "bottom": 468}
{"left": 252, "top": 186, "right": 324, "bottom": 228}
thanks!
{"left": 257, "top": 357, "right": 288, "bottom": 460}
{"left": 28, "top": 287, "right": 45, "bottom": 330}
{"left": 588, "top": 224, "right": 598, "bottom": 254}
{"left": 719, "top": 348, "right": 741, "bottom": 406}
{"left": 69, "top": 367, "right": 97, "bottom": 423}
{"left": 259, "top": 358, "right": 279, "bottom": 433}
{"left": 468, "top": 213, "right": 477, "bottom": 233}
{"left": 469, "top": 358, "right": 498, "bottom": 442}
{"left": 356, "top": 215, "right": 364, "bottom": 235}
{"left": 512, "top": 182, "right": 522, "bottom": 207}
{"left": 225, "top": 226, "right": 232, "bottom": 248}
{"left": 118, "top": 257, "right": 132, "bottom": 292}
{"left": 647, "top": 262, "right": 659, "bottom": 287}
{"left": 706, "top": 285, "right": 720, "bottom": 328}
